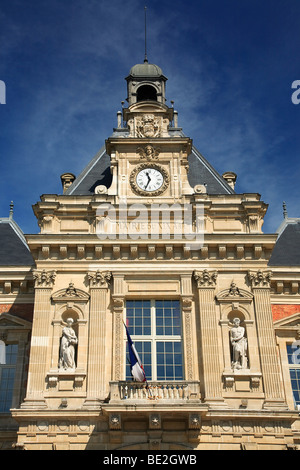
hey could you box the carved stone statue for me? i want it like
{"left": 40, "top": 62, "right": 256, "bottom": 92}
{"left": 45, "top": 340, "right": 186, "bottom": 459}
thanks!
{"left": 65, "top": 282, "right": 79, "bottom": 297}
{"left": 228, "top": 282, "right": 242, "bottom": 297}
{"left": 59, "top": 318, "right": 78, "bottom": 370}
{"left": 230, "top": 318, "right": 248, "bottom": 370}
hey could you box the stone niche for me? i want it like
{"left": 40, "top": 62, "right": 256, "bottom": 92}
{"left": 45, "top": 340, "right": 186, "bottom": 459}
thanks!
{"left": 46, "top": 283, "right": 89, "bottom": 396}
{"left": 216, "top": 282, "right": 263, "bottom": 394}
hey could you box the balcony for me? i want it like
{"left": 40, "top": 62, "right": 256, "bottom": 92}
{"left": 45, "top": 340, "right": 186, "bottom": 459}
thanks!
{"left": 109, "top": 381, "right": 201, "bottom": 404}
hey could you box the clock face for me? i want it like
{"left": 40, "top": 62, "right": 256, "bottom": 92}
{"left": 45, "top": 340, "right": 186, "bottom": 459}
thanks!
{"left": 136, "top": 167, "right": 164, "bottom": 192}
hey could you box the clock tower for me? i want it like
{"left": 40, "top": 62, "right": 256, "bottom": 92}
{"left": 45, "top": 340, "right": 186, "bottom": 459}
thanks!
{"left": 106, "top": 59, "right": 194, "bottom": 207}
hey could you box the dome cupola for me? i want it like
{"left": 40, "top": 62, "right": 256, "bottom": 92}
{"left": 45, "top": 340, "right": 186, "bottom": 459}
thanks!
{"left": 125, "top": 59, "right": 168, "bottom": 106}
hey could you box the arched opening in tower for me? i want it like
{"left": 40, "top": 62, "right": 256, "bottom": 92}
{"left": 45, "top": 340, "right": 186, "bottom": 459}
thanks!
{"left": 137, "top": 85, "right": 157, "bottom": 102}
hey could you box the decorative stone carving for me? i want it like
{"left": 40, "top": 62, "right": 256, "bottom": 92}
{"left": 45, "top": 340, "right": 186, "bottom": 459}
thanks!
{"left": 194, "top": 269, "right": 218, "bottom": 288}
{"left": 224, "top": 376, "right": 235, "bottom": 390}
{"left": 136, "top": 114, "right": 160, "bottom": 138}
{"left": 94, "top": 185, "right": 108, "bottom": 195}
{"left": 52, "top": 284, "right": 90, "bottom": 302}
{"left": 189, "top": 414, "right": 201, "bottom": 430}
{"left": 227, "top": 282, "right": 243, "bottom": 297}
{"left": 59, "top": 318, "right": 78, "bottom": 371}
{"left": 250, "top": 376, "right": 261, "bottom": 389}
{"left": 248, "top": 270, "right": 272, "bottom": 288}
{"left": 137, "top": 144, "right": 160, "bottom": 161}
{"left": 65, "top": 283, "right": 80, "bottom": 297}
{"left": 112, "top": 297, "right": 124, "bottom": 310}
{"left": 33, "top": 269, "right": 56, "bottom": 288}
{"left": 109, "top": 414, "right": 121, "bottom": 430}
{"left": 194, "top": 184, "right": 207, "bottom": 194}
{"left": 230, "top": 318, "right": 248, "bottom": 370}
{"left": 149, "top": 414, "right": 161, "bottom": 429}
{"left": 88, "top": 270, "right": 111, "bottom": 288}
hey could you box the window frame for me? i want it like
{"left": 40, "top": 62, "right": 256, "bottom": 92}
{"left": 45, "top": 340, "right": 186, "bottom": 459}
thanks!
{"left": 124, "top": 299, "right": 184, "bottom": 382}
{"left": 0, "top": 343, "right": 19, "bottom": 413}
{"left": 286, "top": 342, "right": 300, "bottom": 409}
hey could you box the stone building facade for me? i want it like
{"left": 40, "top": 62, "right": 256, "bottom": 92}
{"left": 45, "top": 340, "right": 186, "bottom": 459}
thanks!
{"left": 0, "top": 60, "right": 300, "bottom": 450}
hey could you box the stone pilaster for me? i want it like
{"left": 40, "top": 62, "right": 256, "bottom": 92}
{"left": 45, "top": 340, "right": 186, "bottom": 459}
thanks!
{"left": 83, "top": 270, "right": 111, "bottom": 408}
{"left": 248, "top": 270, "right": 287, "bottom": 409}
{"left": 180, "top": 274, "right": 196, "bottom": 382}
{"left": 194, "top": 270, "right": 225, "bottom": 408}
{"left": 22, "top": 270, "right": 56, "bottom": 409}
{"left": 111, "top": 275, "right": 125, "bottom": 382}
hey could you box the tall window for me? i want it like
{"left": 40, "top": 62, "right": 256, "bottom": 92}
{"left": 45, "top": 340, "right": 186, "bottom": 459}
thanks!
{"left": 287, "top": 343, "right": 300, "bottom": 409}
{"left": 0, "top": 344, "right": 18, "bottom": 413}
{"left": 125, "top": 300, "right": 183, "bottom": 381}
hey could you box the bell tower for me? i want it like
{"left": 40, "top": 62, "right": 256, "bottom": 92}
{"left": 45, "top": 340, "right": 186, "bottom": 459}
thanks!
{"left": 106, "top": 59, "right": 194, "bottom": 203}
{"left": 125, "top": 59, "right": 168, "bottom": 106}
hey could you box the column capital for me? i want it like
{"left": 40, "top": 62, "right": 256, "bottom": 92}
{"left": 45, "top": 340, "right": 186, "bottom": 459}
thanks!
{"left": 87, "top": 270, "right": 111, "bottom": 288}
{"left": 194, "top": 269, "right": 218, "bottom": 288}
{"left": 33, "top": 269, "right": 56, "bottom": 289}
{"left": 248, "top": 269, "right": 272, "bottom": 289}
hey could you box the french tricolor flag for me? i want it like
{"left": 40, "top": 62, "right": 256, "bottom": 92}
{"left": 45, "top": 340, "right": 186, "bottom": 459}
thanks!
{"left": 124, "top": 323, "right": 147, "bottom": 383}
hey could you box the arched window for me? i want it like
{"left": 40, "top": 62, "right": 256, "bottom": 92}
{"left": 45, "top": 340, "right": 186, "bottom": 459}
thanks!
{"left": 137, "top": 85, "right": 157, "bottom": 102}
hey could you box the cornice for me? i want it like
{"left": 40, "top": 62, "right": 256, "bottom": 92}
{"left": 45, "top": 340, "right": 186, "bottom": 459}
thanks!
{"left": 24, "top": 236, "right": 277, "bottom": 264}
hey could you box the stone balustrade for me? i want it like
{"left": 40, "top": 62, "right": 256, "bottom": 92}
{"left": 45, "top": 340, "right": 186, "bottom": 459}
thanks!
{"left": 109, "top": 381, "right": 200, "bottom": 403}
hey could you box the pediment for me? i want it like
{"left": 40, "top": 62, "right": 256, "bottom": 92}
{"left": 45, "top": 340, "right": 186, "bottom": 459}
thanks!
{"left": 274, "top": 312, "right": 300, "bottom": 328}
{"left": 52, "top": 283, "right": 90, "bottom": 302}
{"left": 0, "top": 312, "right": 32, "bottom": 329}
{"left": 216, "top": 286, "right": 253, "bottom": 302}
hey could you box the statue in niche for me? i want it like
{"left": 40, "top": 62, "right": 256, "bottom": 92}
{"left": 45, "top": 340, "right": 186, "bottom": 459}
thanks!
{"left": 230, "top": 317, "right": 248, "bottom": 370}
{"left": 59, "top": 318, "right": 78, "bottom": 370}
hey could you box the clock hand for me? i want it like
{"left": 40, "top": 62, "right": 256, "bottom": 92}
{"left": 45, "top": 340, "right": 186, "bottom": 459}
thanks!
{"left": 145, "top": 172, "right": 151, "bottom": 189}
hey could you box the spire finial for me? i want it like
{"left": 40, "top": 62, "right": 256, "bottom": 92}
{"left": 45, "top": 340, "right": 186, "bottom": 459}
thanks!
{"left": 144, "top": 6, "right": 148, "bottom": 63}
{"left": 283, "top": 201, "right": 288, "bottom": 219}
{"left": 9, "top": 201, "right": 14, "bottom": 220}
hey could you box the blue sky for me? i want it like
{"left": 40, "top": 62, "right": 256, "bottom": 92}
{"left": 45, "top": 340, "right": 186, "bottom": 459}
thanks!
{"left": 0, "top": 0, "right": 299, "bottom": 234}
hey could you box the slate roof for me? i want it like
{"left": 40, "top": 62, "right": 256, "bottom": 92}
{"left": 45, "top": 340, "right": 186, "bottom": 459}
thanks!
{"left": 268, "top": 220, "right": 300, "bottom": 267}
{"left": 0, "top": 219, "right": 34, "bottom": 267}
{"left": 65, "top": 135, "right": 234, "bottom": 196}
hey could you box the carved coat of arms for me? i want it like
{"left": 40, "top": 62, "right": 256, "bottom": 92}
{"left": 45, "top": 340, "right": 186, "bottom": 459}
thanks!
{"left": 136, "top": 114, "right": 160, "bottom": 138}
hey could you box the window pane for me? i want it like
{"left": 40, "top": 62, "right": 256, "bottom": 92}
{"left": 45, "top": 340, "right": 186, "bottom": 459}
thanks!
{"left": 287, "top": 343, "right": 300, "bottom": 366}
{"left": 156, "top": 342, "right": 183, "bottom": 380}
{"left": 0, "top": 345, "right": 18, "bottom": 413}
{"left": 0, "top": 367, "right": 16, "bottom": 413}
{"left": 126, "top": 300, "right": 151, "bottom": 336}
{"left": 6, "top": 344, "right": 18, "bottom": 365}
{"left": 155, "top": 300, "right": 181, "bottom": 336}
{"left": 289, "top": 368, "right": 300, "bottom": 407}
